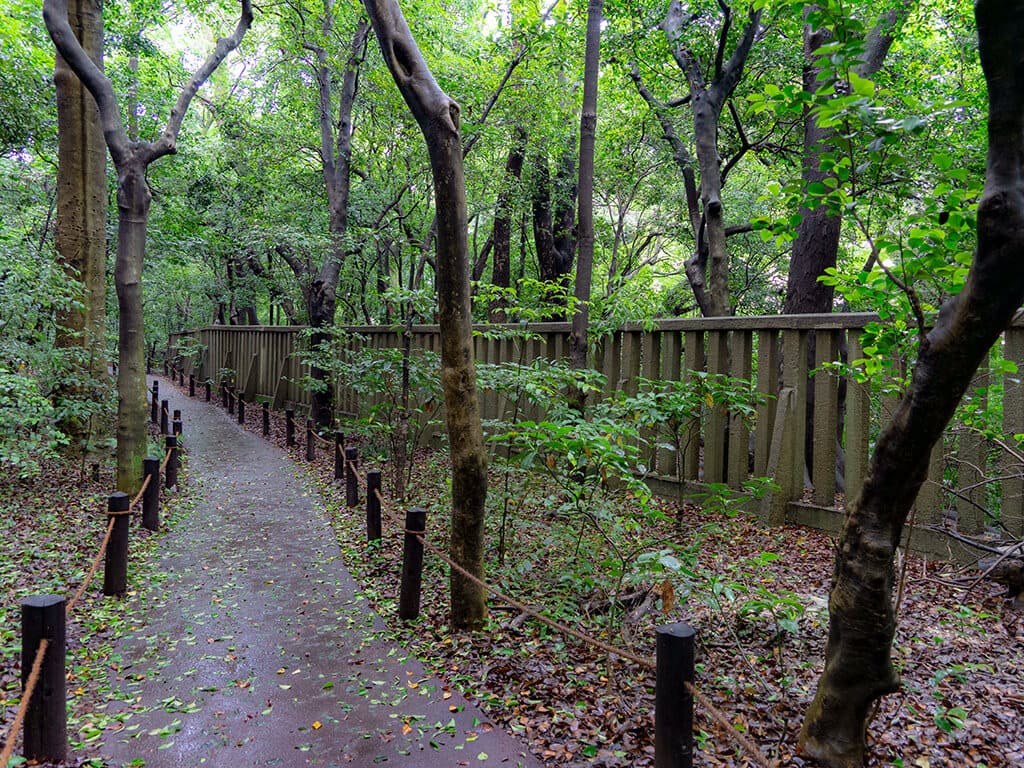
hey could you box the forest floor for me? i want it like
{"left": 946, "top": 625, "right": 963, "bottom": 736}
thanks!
{"left": 2, "top": 373, "right": 1023, "bottom": 767}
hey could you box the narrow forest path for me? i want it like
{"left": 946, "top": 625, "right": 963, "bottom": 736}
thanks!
{"left": 99, "top": 376, "right": 540, "bottom": 768}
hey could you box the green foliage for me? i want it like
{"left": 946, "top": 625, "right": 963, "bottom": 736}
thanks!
{"left": 0, "top": 365, "right": 65, "bottom": 476}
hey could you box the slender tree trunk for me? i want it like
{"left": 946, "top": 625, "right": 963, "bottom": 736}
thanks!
{"left": 364, "top": 0, "right": 488, "bottom": 630}
{"left": 800, "top": 4, "right": 1024, "bottom": 764}
{"left": 53, "top": 0, "right": 107, "bottom": 455}
{"left": 568, "top": 0, "right": 601, "bottom": 397}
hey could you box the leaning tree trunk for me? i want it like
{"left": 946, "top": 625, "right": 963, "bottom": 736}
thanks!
{"left": 53, "top": 0, "right": 107, "bottom": 457}
{"left": 800, "top": 3, "right": 1024, "bottom": 765}
{"left": 363, "top": 0, "right": 489, "bottom": 629}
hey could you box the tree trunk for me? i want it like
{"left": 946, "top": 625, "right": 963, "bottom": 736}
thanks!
{"left": 44, "top": 0, "right": 253, "bottom": 492}
{"left": 800, "top": 3, "right": 1024, "bottom": 764}
{"left": 364, "top": 0, "right": 488, "bottom": 630}
{"left": 53, "top": 0, "right": 107, "bottom": 455}
{"left": 113, "top": 165, "right": 150, "bottom": 492}
{"left": 568, "top": 0, "right": 602, "bottom": 397}
{"left": 785, "top": 6, "right": 906, "bottom": 315}
{"left": 308, "top": 16, "right": 371, "bottom": 426}
{"left": 660, "top": 0, "right": 761, "bottom": 317}
{"left": 490, "top": 128, "right": 526, "bottom": 323}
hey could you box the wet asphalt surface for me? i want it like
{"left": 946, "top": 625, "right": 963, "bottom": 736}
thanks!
{"left": 99, "top": 377, "right": 540, "bottom": 768}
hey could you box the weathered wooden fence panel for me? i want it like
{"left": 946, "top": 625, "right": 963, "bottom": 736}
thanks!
{"left": 168, "top": 313, "right": 1024, "bottom": 553}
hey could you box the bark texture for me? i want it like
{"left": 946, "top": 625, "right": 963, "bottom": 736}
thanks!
{"left": 799, "top": 3, "right": 1024, "bottom": 764}
{"left": 44, "top": 0, "right": 252, "bottom": 492}
{"left": 364, "top": 0, "right": 489, "bottom": 629}
{"left": 53, "top": 0, "right": 108, "bottom": 453}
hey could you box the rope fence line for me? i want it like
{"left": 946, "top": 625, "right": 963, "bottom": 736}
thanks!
{"left": 2, "top": 417, "right": 181, "bottom": 768}
{"left": 0, "top": 638, "right": 49, "bottom": 768}
{"left": 355, "top": 470, "right": 775, "bottom": 768}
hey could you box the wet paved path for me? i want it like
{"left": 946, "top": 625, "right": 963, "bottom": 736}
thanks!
{"left": 100, "top": 376, "right": 540, "bottom": 768}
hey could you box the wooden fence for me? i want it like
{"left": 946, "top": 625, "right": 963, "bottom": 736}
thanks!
{"left": 168, "top": 314, "right": 1024, "bottom": 558}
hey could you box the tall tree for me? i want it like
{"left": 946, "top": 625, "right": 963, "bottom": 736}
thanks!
{"left": 363, "top": 0, "right": 489, "bottom": 629}
{"left": 636, "top": 0, "right": 762, "bottom": 316}
{"left": 568, "top": 0, "right": 602, "bottom": 393}
{"left": 799, "top": 1, "right": 1024, "bottom": 764}
{"left": 275, "top": 3, "right": 370, "bottom": 426}
{"left": 783, "top": 3, "right": 910, "bottom": 316}
{"left": 43, "top": 0, "right": 253, "bottom": 492}
{"left": 52, "top": 0, "right": 107, "bottom": 456}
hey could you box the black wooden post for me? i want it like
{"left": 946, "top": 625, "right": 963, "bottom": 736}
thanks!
{"left": 21, "top": 595, "right": 66, "bottom": 762}
{"left": 160, "top": 399, "right": 169, "bottom": 435}
{"left": 189, "top": 373, "right": 195, "bottom": 397}
{"left": 142, "top": 457, "right": 160, "bottom": 531}
{"left": 150, "top": 381, "right": 159, "bottom": 423}
{"left": 221, "top": 381, "right": 229, "bottom": 409}
{"left": 237, "top": 394, "right": 246, "bottom": 424}
{"left": 398, "top": 507, "right": 427, "bottom": 620}
{"left": 345, "top": 447, "right": 359, "bottom": 507}
{"left": 104, "top": 492, "right": 131, "bottom": 597}
{"left": 178, "top": 369, "right": 184, "bottom": 386}
{"left": 305, "top": 419, "right": 315, "bottom": 461}
{"left": 334, "top": 431, "right": 346, "bottom": 481}
{"left": 146, "top": 355, "right": 152, "bottom": 374}
{"left": 165, "top": 435, "right": 179, "bottom": 489}
{"left": 367, "top": 470, "right": 382, "bottom": 542}
{"left": 261, "top": 401, "right": 270, "bottom": 436}
{"left": 162, "top": 359, "right": 168, "bottom": 375}
{"left": 172, "top": 409, "right": 182, "bottom": 436}
{"left": 655, "top": 622, "right": 696, "bottom": 768}
{"left": 205, "top": 380, "right": 212, "bottom": 402}
{"left": 285, "top": 408, "right": 295, "bottom": 446}
{"left": 227, "top": 386, "right": 235, "bottom": 415}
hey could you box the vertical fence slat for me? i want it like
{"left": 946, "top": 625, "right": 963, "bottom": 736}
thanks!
{"left": 781, "top": 329, "right": 808, "bottom": 506}
{"left": 812, "top": 330, "right": 839, "bottom": 506}
{"left": 845, "top": 331, "right": 870, "bottom": 505}
{"left": 753, "top": 330, "right": 779, "bottom": 477}
{"left": 658, "top": 330, "right": 682, "bottom": 477}
{"left": 727, "top": 330, "right": 753, "bottom": 489}
{"left": 703, "top": 330, "right": 729, "bottom": 484}
{"left": 682, "top": 330, "right": 704, "bottom": 482}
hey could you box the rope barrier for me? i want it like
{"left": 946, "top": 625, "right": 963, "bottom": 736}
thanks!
{"left": 130, "top": 473, "right": 152, "bottom": 509}
{"left": 2, "top": 435, "right": 181, "bottom": 766}
{"left": 159, "top": 447, "right": 173, "bottom": 472}
{"left": 65, "top": 518, "right": 116, "bottom": 615}
{"left": 360, "top": 470, "right": 776, "bottom": 768}
{"left": 0, "top": 638, "right": 49, "bottom": 768}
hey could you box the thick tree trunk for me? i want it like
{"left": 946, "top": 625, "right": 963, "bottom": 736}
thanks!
{"left": 531, "top": 143, "right": 576, "bottom": 319}
{"left": 568, "top": 0, "right": 602, "bottom": 393}
{"left": 800, "top": 3, "right": 1024, "bottom": 764}
{"left": 53, "top": 0, "right": 107, "bottom": 454}
{"left": 113, "top": 166, "right": 150, "bottom": 492}
{"left": 364, "top": 0, "right": 489, "bottom": 629}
